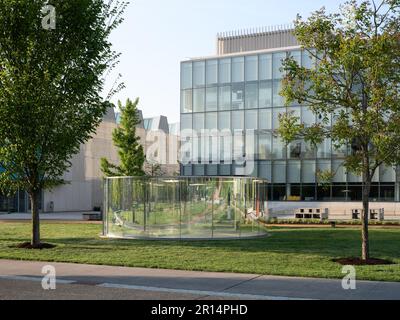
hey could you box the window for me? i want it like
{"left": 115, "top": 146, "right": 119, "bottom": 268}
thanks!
{"left": 259, "top": 161, "right": 272, "bottom": 180}
{"left": 288, "top": 106, "right": 301, "bottom": 121}
{"left": 332, "top": 160, "right": 346, "bottom": 183}
{"left": 245, "top": 56, "right": 258, "bottom": 81}
{"left": 218, "top": 86, "right": 231, "bottom": 110}
{"left": 288, "top": 50, "right": 301, "bottom": 66}
{"left": 380, "top": 165, "right": 395, "bottom": 182}
{"left": 348, "top": 172, "right": 361, "bottom": 183}
{"left": 180, "top": 114, "right": 192, "bottom": 130}
{"left": 349, "top": 183, "right": 363, "bottom": 201}
{"left": 302, "top": 160, "right": 316, "bottom": 183}
{"left": 302, "top": 108, "right": 315, "bottom": 126}
{"left": 193, "top": 113, "right": 204, "bottom": 131}
{"left": 193, "top": 165, "right": 205, "bottom": 175}
{"left": 143, "top": 119, "right": 152, "bottom": 130}
{"left": 193, "top": 61, "right": 205, "bottom": 87}
{"left": 381, "top": 184, "right": 395, "bottom": 201}
{"left": 218, "top": 111, "right": 230, "bottom": 130}
{"left": 245, "top": 83, "right": 258, "bottom": 109}
{"left": 332, "top": 143, "right": 347, "bottom": 158}
{"left": 193, "top": 88, "right": 205, "bottom": 112}
{"left": 219, "top": 164, "right": 231, "bottom": 175}
{"left": 289, "top": 140, "right": 302, "bottom": 159}
{"left": 317, "top": 112, "right": 331, "bottom": 127}
{"left": 289, "top": 184, "right": 301, "bottom": 198}
{"left": 302, "top": 50, "right": 315, "bottom": 70}
{"left": 303, "top": 141, "right": 316, "bottom": 159}
{"left": 205, "top": 112, "right": 217, "bottom": 130}
{"left": 232, "top": 57, "right": 244, "bottom": 82}
{"left": 193, "top": 131, "right": 204, "bottom": 161}
{"left": 259, "top": 81, "right": 272, "bottom": 108}
{"left": 317, "top": 185, "right": 331, "bottom": 200}
{"left": 272, "top": 135, "right": 286, "bottom": 159}
{"left": 317, "top": 138, "right": 331, "bottom": 158}
{"left": 232, "top": 110, "right": 244, "bottom": 130}
{"left": 233, "top": 132, "right": 245, "bottom": 161}
{"left": 181, "top": 62, "right": 192, "bottom": 89}
{"left": 206, "top": 60, "right": 218, "bottom": 85}
{"left": 219, "top": 134, "right": 232, "bottom": 163}
{"left": 273, "top": 108, "right": 285, "bottom": 130}
{"left": 273, "top": 80, "right": 285, "bottom": 107}
{"left": 273, "top": 162, "right": 286, "bottom": 183}
{"left": 181, "top": 90, "right": 192, "bottom": 113}
{"left": 231, "top": 83, "right": 244, "bottom": 110}
{"left": 219, "top": 58, "right": 231, "bottom": 83}
{"left": 332, "top": 183, "right": 347, "bottom": 200}
{"left": 259, "top": 109, "right": 272, "bottom": 130}
{"left": 317, "top": 160, "right": 331, "bottom": 176}
{"left": 288, "top": 161, "right": 301, "bottom": 183}
{"left": 272, "top": 184, "right": 286, "bottom": 200}
{"left": 206, "top": 165, "right": 218, "bottom": 176}
{"left": 245, "top": 109, "right": 258, "bottom": 130}
{"left": 183, "top": 165, "right": 192, "bottom": 176}
{"left": 259, "top": 54, "right": 272, "bottom": 80}
{"left": 206, "top": 87, "right": 218, "bottom": 111}
{"left": 303, "top": 185, "right": 316, "bottom": 200}
{"left": 347, "top": 172, "right": 362, "bottom": 183}
{"left": 273, "top": 52, "right": 286, "bottom": 79}
{"left": 258, "top": 133, "right": 272, "bottom": 159}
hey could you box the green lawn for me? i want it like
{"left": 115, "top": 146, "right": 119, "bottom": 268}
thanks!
{"left": 0, "top": 222, "right": 399, "bottom": 282}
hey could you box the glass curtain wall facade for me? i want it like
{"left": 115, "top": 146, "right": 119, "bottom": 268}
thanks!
{"left": 180, "top": 49, "right": 398, "bottom": 202}
{"left": 0, "top": 190, "right": 29, "bottom": 213}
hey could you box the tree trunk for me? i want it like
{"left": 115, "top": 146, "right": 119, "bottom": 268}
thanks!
{"left": 29, "top": 190, "right": 41, "bottom": 247}
{"left": 361, "top": 177, "right": 371, "bottom": 261}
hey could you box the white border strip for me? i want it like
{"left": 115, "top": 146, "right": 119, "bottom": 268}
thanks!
{"left": 0, "top": 275, "right": 76, "bottom": 284}
{"left": 99, "top": 283, "right": 312, "bottom": 300}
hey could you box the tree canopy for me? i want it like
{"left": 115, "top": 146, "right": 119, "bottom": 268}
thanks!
{"left": 0, "top": 0, "right": 128, "bottom": 246}
{"left": 101, "top": 98, "right": 145, "bottom": 177}
{"left": 278, "top": 0, "right": 400, "bottom": 260}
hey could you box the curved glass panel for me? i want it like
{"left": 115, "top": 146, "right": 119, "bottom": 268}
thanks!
{"left": 104, "top": 176, "right": 268, "bottom": 240}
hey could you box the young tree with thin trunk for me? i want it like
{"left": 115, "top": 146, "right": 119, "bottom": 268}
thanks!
{"left": 0, "top": 0, "right": 128, "bottom": 248}
{"left": 101, "top": 98, "right": 145, "bottom": 177}
{"left": 278, "top": 0, "right": 400, "bottom": 261}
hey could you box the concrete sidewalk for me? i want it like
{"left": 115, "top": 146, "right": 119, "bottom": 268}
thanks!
{"left": 0, "top": 212, "right": 93, "bottom": 222}
{"left": 0, "top": 259, "right": 399, "bottom": 300}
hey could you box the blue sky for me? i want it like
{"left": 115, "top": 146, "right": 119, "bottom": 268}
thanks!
{"left": 107, "top": 0, "right": 344, "bottom": 123}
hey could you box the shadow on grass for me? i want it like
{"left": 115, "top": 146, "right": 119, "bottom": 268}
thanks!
{"left": 15, "top": 228, "right": 397, "bottom": 261}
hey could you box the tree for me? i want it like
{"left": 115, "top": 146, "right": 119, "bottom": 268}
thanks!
{"left": 278, "top": 0, "right": 400, "bottom": 261}
{"left": 0, "top": 0, "right": 128, "bottom": 248}
{"left": 101, "top": 98, "right": 145, "bottom": 177}
{"left": 144, "top": 159, "right": 166, "bottom": 177}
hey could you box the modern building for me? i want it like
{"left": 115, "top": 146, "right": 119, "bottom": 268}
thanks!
{"left": 1, "top": 108, "right": 180, "bottom": 213}
{"left": 43, "top": 110, "right": 179, "bottom": 213}
{"left": 179, "top": 26, "right": 399, "bottom": 202}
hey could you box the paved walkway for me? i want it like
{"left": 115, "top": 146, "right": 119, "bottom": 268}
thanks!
{"left": 0, "top": 259, "right": 399, "bottom": 300}
{"left": 0, "top": 212, "right": 92, "bottom": 221}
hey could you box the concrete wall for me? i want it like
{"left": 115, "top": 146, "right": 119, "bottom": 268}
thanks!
{"left": 43, "top": 117, "right": 179, "bottom": 212}
{"left": 43, "top": 118, "right": 119, "bottom": 212}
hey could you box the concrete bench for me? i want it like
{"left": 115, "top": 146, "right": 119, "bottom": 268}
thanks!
{"left": 82, "top": 213, "right": 102, "bottom": 221}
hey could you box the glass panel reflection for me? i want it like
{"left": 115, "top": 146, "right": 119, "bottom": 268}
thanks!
{"left": 104, "top": 177, "right": 267, "bottom": 240}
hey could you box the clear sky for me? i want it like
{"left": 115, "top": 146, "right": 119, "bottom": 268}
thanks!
{"left": 107, "top": 0, "right": 344, "bottom": 123}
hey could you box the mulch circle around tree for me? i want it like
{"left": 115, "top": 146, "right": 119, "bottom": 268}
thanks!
{"left": 332, "top": 257, "right": 394, "bottom": 266}
{"left": 12, "top": 242, "right": 56, "bottom": 250}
